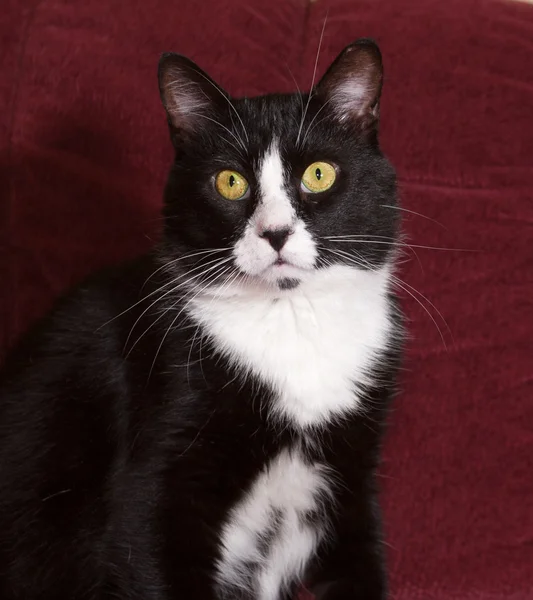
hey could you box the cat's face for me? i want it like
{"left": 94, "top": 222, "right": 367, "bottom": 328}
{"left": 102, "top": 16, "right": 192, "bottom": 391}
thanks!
{"left": 158, "top": 40, "right": 398, "bottom": 295}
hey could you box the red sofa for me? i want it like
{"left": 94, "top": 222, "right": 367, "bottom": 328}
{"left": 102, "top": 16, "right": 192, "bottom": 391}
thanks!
{"left": 1, "top": 0, "right": 532, "bottom": 597}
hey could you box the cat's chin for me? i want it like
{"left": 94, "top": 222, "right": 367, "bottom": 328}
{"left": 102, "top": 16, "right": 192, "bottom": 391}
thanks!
{"left": 259, "top": 261, "right": 311, "bottom": 286}
{"left": 240, "top": 277, "right": 304, "bottom": 298}
{"left": 209, "top": 265, "right": 311, "bottom": 298}
{"left": 277, "top": 278, "right": 300, "bottom": 291}
{"left": 256, "top": 266, "right": 314, "bottom": 294}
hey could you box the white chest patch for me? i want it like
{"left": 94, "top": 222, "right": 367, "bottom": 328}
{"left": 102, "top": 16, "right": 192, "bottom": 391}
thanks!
{"left": 188, "top": 264, "right": 392, "bottom": 429}
{"left": 215, "top": 450, "right": 333, "bottom": 600}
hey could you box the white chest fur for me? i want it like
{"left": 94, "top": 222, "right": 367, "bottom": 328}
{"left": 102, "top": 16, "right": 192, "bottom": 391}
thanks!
{"left": 188, "top": 264, "right": 392, "bottom": 429}
{"left": 215, "top": 449, "right": 333, "bottom": 600}
{"left": 188, "top": 264, "right": 392, "bottom": 598}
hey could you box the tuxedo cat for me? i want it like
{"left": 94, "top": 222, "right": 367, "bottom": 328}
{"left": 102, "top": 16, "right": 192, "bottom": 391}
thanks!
{"left": 0, "top": 39, "right": 402, "bottom": 600}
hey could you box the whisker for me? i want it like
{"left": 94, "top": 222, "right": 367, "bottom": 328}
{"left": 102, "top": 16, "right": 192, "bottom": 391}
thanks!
{"left": 391, "top": 277, "right": 448, "bottom": 350}
{"left": 321, "top": 246, "right": 450, "bottom": 348}
{"left": 283, "top": 63, "right": 305, "bottom": 131}
{"left": 147, "top": 263, "right": 234, "bottom": 381}
{"left": 389, "top": 274, "right": 453, "bottom": 341}
{"left": 324, "top": 234, "right": 399, "bottom": 240}
{"left": 319, "top": 245, "right": 368, "bottom": 268}
{"left": 187, "top": 322, "right": 207, "bottom": 383}
{"left": 323, "top": 237, "right": 473, "bottom": 252}
{"left": 296, "top": 11, "right": 328, "bottom": 148}
{"left": 187, "top": 112, "right": 245, "bottom": 154}
{"left": 322, "top": 235, "right": 426, "bottom": 269}
{"left": 142, "top": 248, "right": 230, "bottom": 289}
{"left": 190, "top": 67, "right": 249, "bottom": 146}
{"left": 185, "top": 265, "right": 236, "bottom": 385}
{"left": 124, "top": 257, "right": 233, "bottom": 358}
{"left": 124, "top": 255, "right": 233, "bottom": 348}
{"left": 300, "top": 97, "right": 334, "bottom": 148}
{"left": 380, "top": 204, "right": 447, "bottom": 229}
{"left": 185, "top": 265, "right": 243, "bottom": 385}
{"left": 96, "top": 249, "right": 231, "bottom": 331}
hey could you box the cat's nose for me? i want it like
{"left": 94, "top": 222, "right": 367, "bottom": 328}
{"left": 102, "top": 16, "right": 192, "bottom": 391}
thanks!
{"left": 260, "top": 228, "right": 292, "bottom": 252}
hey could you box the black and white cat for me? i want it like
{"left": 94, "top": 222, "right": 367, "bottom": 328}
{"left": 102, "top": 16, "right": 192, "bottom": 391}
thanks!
{"left": 0, "top": 39, "right": 402, "bottom": 600}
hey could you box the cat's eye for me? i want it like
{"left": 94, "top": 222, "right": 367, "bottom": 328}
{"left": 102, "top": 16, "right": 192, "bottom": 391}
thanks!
{"left": 215, "top": 170, "right": 249, "bottom": 201}
{"left": 301, "top": 162, "right": 336, "bottom": 194}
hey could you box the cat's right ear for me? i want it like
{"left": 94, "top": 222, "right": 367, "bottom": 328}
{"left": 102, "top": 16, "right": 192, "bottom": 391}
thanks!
{"left": 158, "top": 53, "right": 226, "bottom": 135}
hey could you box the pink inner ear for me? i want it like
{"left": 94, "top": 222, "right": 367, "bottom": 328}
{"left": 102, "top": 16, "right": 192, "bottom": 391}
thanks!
{"left": 331, "top": 77, "right": 375, "bottom": 118}
{"left": 161, "top": 72, "right": 211, "bottom": 130}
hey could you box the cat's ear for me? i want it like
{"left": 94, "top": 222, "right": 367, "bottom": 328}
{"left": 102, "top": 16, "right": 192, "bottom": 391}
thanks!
{"left": 316, "top": 39, "right": 383, "bottom": 126}
{"left": 158, "top": 53, "right": 227, "bottom": 134}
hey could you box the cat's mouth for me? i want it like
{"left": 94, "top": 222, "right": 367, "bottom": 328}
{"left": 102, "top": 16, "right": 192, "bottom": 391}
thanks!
{"left": 232, "top": 256, "right": 314, "bottom": 293}
{"left": 269, "top": 258, "right": 303, "bottom": 274}
{"left": 260, "top": 258, "right": 313, "bottom": 290}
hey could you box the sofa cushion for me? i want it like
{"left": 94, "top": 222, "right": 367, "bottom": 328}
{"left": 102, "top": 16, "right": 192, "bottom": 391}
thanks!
{"left": 1, "top": 0, "right": 532, "bottom": 597}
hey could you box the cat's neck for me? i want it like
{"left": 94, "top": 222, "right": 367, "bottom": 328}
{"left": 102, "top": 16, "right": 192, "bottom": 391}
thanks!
{"left": 186, "top": 265, "right": 394, "bottom": 429}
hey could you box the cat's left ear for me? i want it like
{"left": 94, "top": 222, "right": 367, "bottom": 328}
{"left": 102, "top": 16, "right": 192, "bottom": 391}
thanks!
{"left": 316, "top": 38, "right": 383, "bottom": 127}
{"left": 158, "top": 53, "right": 227, "bottom": 135}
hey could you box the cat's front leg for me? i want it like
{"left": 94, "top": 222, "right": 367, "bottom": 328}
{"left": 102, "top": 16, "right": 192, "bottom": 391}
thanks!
{"left": 309, "top": 546, "right": 386, "bottom": 600}
{"left": 307, "top": 482, "right": 387, "bottom": 600}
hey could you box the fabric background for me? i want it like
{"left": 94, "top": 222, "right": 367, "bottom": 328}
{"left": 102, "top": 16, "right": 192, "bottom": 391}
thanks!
{"left": 1, "top": 0, "right": 532, "bottom": 597}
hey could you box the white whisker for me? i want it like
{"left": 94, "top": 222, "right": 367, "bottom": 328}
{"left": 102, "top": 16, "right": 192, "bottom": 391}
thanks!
{"left": 389, "top": 274, "right": 453, "bottom": 342}
{"left": 300, "top": 97, "right": 334, "bottom": 148}
{"left": 321, "top": 246, "right": 450, "bottom": 348}
{"left": 124, "top": 257, "right": 234, "bottom": 359}
{"left": 147, "top": 262, "right": 234, "bottom": 381}
{"left": 143, "top": 248, "right": 230, "bottom": 288}
{"left": 296, "top": 12, "right": 328, "bottom": 148}
{"left": 123, "top": 256, "right": 233, "bottom": 352}
{"left": 391, "top": 277, "right": 449, "bottom": 350}
{"left": 284, "top": 63, "right": 305, "bottom": 127}
{"left": 190, "top": 67, "right": 249, "bottom": 146}
{"left": 185, "top": 265, "right": 236, "bottom": 386}
{"left": 188, "top": 111, "right": 246, "bottom": 153}
{"left": 96, "top": 248, "right": 231, "bottom": 331}
{"left": 323, "top": 237, "right": 473, "bottom": 252}
{"left": 380, "top": 204, "right": 447, "bottom": 229}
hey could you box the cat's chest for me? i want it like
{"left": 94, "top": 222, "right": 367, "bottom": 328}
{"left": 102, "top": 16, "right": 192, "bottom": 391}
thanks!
{"left": 188, "top": 269, "right": 391, "bottom": 428}
{"left": 215, "top": 449, "right": 332, "bottom": 600}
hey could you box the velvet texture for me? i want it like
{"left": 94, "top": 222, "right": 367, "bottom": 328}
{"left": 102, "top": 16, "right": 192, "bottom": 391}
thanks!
{"left": 1, "top": 0, "right": 532, "bottom": 598}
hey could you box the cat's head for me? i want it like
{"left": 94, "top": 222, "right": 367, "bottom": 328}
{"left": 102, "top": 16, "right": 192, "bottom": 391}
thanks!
{"left": 158, "top": 39, "right": 398, "bottom": 296}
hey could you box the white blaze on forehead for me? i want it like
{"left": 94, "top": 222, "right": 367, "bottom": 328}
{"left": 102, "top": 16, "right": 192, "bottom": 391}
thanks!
{"left": 255, "top": 141, "right": 295, "bottom": 232}
{"left": 232, "top": 138, "right": 317, "bottom": 279}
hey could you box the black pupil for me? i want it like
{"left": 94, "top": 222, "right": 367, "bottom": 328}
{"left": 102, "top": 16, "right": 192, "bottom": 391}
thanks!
{"left": 229, "top": 174, "right": 236, "bottom": 187}
{"left": 315, "top": 168, "right": 322, "bottom": 180}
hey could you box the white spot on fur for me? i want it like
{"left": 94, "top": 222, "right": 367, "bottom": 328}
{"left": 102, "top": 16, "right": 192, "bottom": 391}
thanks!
{"left": 234, "top": 142, "right": 317, "bottom": 283}
{"left": 256, "top": 142, "right": 295, "bottom": 232}
{"left": 215, "top": 449, "right": 333, "bottom": 600}
{"left": 188, "top": 264, "right": 392, "bottom": 428}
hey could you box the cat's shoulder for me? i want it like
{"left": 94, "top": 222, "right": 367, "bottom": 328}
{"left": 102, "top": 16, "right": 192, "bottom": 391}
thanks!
{"left": 0, "top": 254, "right": 157, "bottom": 385}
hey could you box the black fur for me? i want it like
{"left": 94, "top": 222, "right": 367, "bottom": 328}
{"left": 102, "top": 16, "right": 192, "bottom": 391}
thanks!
{"left": 0, "top": 39, "right": 402, "bottom": 599}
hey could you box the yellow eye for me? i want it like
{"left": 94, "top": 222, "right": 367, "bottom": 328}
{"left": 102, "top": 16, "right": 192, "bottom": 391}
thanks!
{"left": 301, "top": 162, "right": 336, "bottom": 193}
{"left": 215, "top": 170, "right": 249, "bottom": 201}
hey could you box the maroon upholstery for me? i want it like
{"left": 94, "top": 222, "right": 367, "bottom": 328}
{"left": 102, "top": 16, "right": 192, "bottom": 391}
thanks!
{"left": 1, "top": 0, "right": 532, "bottom": 597}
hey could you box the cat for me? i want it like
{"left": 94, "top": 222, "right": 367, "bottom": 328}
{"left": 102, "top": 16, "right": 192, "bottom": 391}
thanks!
{"left": 0, "top": 38, "right": 402, "bottom": 600}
